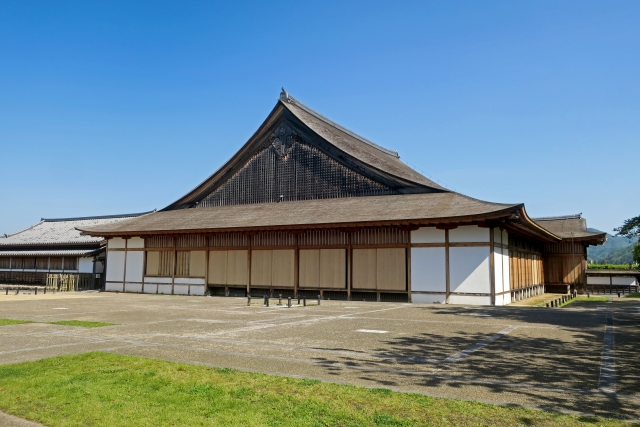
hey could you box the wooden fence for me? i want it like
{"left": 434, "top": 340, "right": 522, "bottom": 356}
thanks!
{"left": 45, "top": 274, "right": 93, "bottom": 292}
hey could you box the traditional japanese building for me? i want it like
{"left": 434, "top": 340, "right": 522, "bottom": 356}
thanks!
{"left": 0, "top": 213, "right": 149, "bottom": 289}
{"left": 78, "top": 90, "right": 605, "bottom": 304}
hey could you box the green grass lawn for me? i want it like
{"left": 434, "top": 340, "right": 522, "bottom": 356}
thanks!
{"left": 47, "top": 320, "right": 116, "bottom": 328}
{"left": 625, "top": 292, "right": 640, "bottom": 298}
{"left": 0, "top": 319, "right": 115, "bottom": 328}
{"left": 0, "top": 318, "right": 33, "bottom": 326}
{"left": 560, "top": 296, "right": 610, "bottom": 307}
{"left": 0, "top": 353, "right": 631, "bottom": 427}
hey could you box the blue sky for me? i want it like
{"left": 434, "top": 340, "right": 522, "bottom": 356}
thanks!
{"left": 1, "top": 1, "right": 638, "bottom": 234}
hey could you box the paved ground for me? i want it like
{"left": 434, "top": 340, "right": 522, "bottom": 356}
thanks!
{"left": 0, "top": 292, "right": 639, "bottom": 421}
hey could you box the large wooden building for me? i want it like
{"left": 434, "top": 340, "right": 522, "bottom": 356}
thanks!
{"left": 79, "top": 90, "right": 606, "bottom": 304}
{"left": 0, "top": 213, "right": 149, "bottom": 289}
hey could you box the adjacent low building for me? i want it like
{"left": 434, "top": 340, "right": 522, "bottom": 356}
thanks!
{"left": 78, "top": 90, "right": 606, "bottom": 304}
{"left": 0, "top": 213, "right": 150, "bottom": 289}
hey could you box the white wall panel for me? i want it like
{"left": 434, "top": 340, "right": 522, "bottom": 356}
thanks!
{"left": 144, "top": 276, "right": 172, "bottom": 283}
{"left": 449, "top": 226, "right": 490, "bottom": 243}
{"left": 411, "top": 247, "right": 446, "bottom": 292}
{"left": 612, "top": 277, "right": 637, "bottom": 286}
{"left": 125, "top": 283, "right": 142, "bottom": 293}
{"left": 449, "top": 295, "right": 491, "bottom": 305}
{"left": 174, "top": 277, "right": 206, "bottom": 285}
{"left": 174, "top": 285, "right": 189, "bottom": 295}
{"left": 143, "top": 284, "right": 158, "bottom": 294}
{"left": 78, "top": 258, "right": 94, "bottom": 274}
{"left": 411, "top": 227, "right": 445, "bottom": 243}
{"left": 127, "top": 237, "right": 145, "bottom": 249}
{"left": 125, "top": 251, "right": 144, "bottom": 283}
{"left": 190, "top": 286, "right": 206, "bottom": 296}
{"left": 493, "top": 247, "right": 503, "bottom": 294}
{"left": 411, "top": 293, "right": 446, "bottom": 304}
{"left": 158, "top": 285, "right": 173, "bottom": 294}
{"left": 449, "top": 247, "right": 491, "bottom": 294}
{"left": 106, "top": 251, "right": 125, "bottom": 282}
{"left": 587, "top": 276, "right": 610, "bottom": 285}
{"left": 502, "top": 249, "right": 510, "bottom": 292}
{"left": 105, "top": 282, "right": 124, "bottom": 292}
{"left": 108, "top": 238, "right": 126, "bottom": 249}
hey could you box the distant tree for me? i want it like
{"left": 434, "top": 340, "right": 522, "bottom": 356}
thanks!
{"left": 615, "top": 215, "right": 640, "bottom": 265}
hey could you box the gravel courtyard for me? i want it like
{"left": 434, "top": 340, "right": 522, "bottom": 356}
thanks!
{"left": 0, "top": 292, "right": 638, "bottom": 420}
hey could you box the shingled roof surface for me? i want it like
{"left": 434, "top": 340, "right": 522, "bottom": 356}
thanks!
{"left": 533, "top": 215, "right": 606, "bottom": 240}
{"left": 281, "top": 94, "right": 446, "bottom": 190}
{"left": 0, "top": 213, "right": 151, "bottom": 246}
{"left": 79, "top": 193, "right": 519, "bottom": 235}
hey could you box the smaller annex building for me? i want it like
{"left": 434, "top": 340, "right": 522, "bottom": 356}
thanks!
{"left": 79, "top": 90, "right": 606, "bottom": 305}
{"left": 0, "top": 213, "right": 149, "bottom": 290}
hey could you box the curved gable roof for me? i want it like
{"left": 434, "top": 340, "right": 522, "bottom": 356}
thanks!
{"left": 163, "top": 91, "right": 446, "bottom": 211}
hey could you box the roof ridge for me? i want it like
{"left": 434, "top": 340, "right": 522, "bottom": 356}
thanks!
{"left": 41, "top": 211, "right": 155, "bottom": 222}
{"left": 532, "top": 214, "right": 582, "bottom": 221}
{"left": 279, "top": 89, "right": 400, "bottom": 158}
{"left": 2, "top": 220, "right": 45, "bottom": 239}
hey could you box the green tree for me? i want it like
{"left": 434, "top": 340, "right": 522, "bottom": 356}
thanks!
{"left": 615, "top": 215, "right": 640, "bottom": 265}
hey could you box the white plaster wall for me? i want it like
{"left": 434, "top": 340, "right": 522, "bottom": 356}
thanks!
{"left": 95, "top": 261, "right": 104, "bottom": 274}
{"left": 106, "top": 251, "right": 125, "bottom": 282}
{"left": 158, "top": 285, "right": 173, "bottom": 294}
{"left": 108, "top": 238, "right": 126, "bottom": 249}
{"left": 494, "top": 247, "right": 504, "bottom": 295}
{"left": 411, "top": 227, "right": 445, "bottom": 243}
{"left": 449, "top": 247, "right": 491, "bottom": 294}
{"left": 125, "top": 283, "right": 142, "bottom": 293}
{"left": 587, "top": 276, "right": 610, "bottom": 285}
{"left": 143, "top": 284, "right": 158, "bottom": 294}
{"left": 190, "top": 286, "right": 206, "bottom": 296}
{"left": 174, "top": 277, "right": 206, "bottom": 285}
{"left": 144, "top": 276, "right": 172, "bottom": 284}
{"left": 105, "top": 282, "right": 124, "bottom": 292}
{"left": 502, "top": 249, "right": 511, "bottom": 292}
{"left": 127, "top": 237, "right": 145, "bottom": 249}
{"left": 174, "top": 285, "right": 189, "bottom": 295}
{"left": 125, "top": 251, "right": 144, "bottom": 283}
{"left": 411, "top": 247, "right": 446, "bottom": 292}
{"left": 613, "top": 277, "right": 637, "bottom": 286}
{"left": 494, "top": 294, "right": 506, "bottom": 306}
{"left": 78, "top": 258, "right": 94, "bottom": 274}
{"left": 449, "top": 226, "right": 490, "bottom": 243}
{"left": 449, "top": 295, "right": 491, "bottom": 305}
{"left": 411, "top": 293, "right": 446, "bottom": 304}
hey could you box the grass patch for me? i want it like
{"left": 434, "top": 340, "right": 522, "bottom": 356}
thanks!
{"left": 0, "top": 319, "right": 33, "bottom": 326}
{"left": 625, "top": 293, "right": 640, "bottom": 298}
{"left": 47, "top": 320, "right": 116, "bottom": 328}
{"left": 560, "top": 297, "right": 609, "bottom": 307}
{"left": 0, "top": 352, "right": 630, "bottom": 427}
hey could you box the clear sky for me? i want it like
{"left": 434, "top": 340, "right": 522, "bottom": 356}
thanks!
{"left": 1, "top": 1, "right": 638, "bottom": 235}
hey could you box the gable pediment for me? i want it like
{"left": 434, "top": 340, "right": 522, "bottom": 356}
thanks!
{"left": 163, "top": 94, "right": 447, "bottom": 211}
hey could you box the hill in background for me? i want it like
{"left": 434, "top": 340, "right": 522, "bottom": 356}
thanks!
{"left": 586, "top": 230, "right": 637, "bottom": 264}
